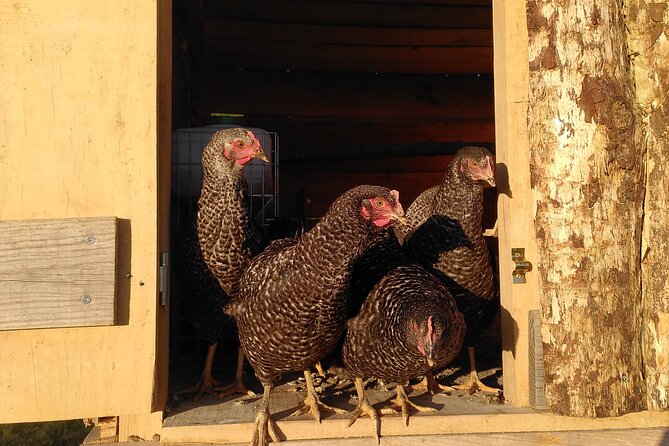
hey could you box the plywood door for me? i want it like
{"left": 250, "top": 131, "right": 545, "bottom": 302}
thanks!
{"left": 0, "top": 0, "right": 170, "bottom": 428}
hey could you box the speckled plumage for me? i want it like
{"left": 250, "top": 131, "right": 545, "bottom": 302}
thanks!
{"left": 343, "top": 264, "right": 465, "bottom": 383}
{"left": 393, "top": 185, "right": 438, "bottom": 245}
{"left": 405, "top": 146, "right": 498, "bottom": 347}
{"left": 197, "top": 128, "right": 268, "bottom": 298}
{"left": 348, "top": 228, "right": 407, "bottom": 317}
{"left": 227, "top": 185, "right": 405, "bottom": 386}
{"left": 174, "top": 220, "right": 230, "bottom": 347}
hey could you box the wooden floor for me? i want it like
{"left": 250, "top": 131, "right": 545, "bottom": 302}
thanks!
{"left": 159, "top": 384, "right": 669, "bottom": 445}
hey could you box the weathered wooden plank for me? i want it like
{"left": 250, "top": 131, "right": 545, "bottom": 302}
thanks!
{"left": 204, "top": 20, "right": 493, "bottom": 47}
{"left": 0, "top": 217, "right": 117, "bottom": 330}
{"left": 160, "top": 389, "right": 669, "bottom": 444}
{"left": 206, "top": 71, "right": 493, "bottom": 119}
{"left": 492, "top": 0, "right": 540, "bottom": 408}
{"left": 625, "top": 0, "right": 669, "bottom": 412}
{"left": 527, "top": 1, "right": 646, "bottom": 416}
{"left": 208, "top": 43, "right": 492, "bottom": 74}
{"left": 203, "top": 1, "right": 492, "bottom": 29}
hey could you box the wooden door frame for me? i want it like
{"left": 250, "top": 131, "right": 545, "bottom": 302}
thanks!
{"left": 492, "top": 0, "right": 539, "bottom": 407}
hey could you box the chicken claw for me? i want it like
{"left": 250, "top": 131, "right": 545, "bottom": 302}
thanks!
{"left": 252, "top": 384, "right": 281, "bottom": 446}
{"left": 215, "top": 348, "right": 256, "bottom": 399}
{"left": 347, "top": 377, "right": 380, "bottom": 444}
{"left": 381, "top": 384, "right": 436, "bottom": 426}
{"left": 410, "top": 372, "right": 455, "bottom": 395}
{"left": 290, "top": 370, "right": 345, "bottom": 422}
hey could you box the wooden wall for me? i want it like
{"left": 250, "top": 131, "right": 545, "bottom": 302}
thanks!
{"left": 0, "top": 1, "right": 170, "bottom": 434}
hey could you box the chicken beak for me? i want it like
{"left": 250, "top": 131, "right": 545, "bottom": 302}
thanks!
{"left": 391, "top": 213, "right": 408, "bottom": 226}
{"left": 427, "top": 357, "right": 435, "bottom": 367}
{"left": 254, "top": 150, "right": 270, "bottom": 163}
{"left": 485, "top": 176, "right": 496, "bottom": 187}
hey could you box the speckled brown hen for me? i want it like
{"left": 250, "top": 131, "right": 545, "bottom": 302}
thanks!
{"left": 227, "top": 185, "right": 406, "bottom": 446}
{"left": 195, "top": 127, "right": 269, "bottom": 397}
{"left": 173, "top": 221, "right": 232, "bottom": 399}
{"left": 343, "top": 264, "right": 465, "bottom": 443}
{"left": 404, "top": 146, "right": 500, "bottom": 394}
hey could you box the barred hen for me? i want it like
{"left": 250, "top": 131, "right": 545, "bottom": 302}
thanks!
{"left": 195, "top": 127, "right": 270, "bottom": 397}
{"left": 227, "top": 185, "right": 406, "bottom": 446}
{"left": 173, "top": 221, "right": 231, "bottom": 398}
{"left": 404, "top": 146, "right": 499, "bottom": 394}
{"left": 343, "top": 264, "right": 465, "bottom": 442}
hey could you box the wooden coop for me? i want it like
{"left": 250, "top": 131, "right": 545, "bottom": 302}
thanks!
{"left": 1, "top": 1, "right": 668, "bottom": 445}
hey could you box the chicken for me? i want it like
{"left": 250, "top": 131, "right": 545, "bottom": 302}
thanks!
{"left": 195, "top": 127, "right": 270, "bottom": 397}
{"left": 342, "top": 264, "right": 465, "bottom": 443}
{"left": 348, "top": 228, "right": 407, "bottom": 317}
{"left": 173, "top": 221, "right": 231, "bottom": 399}
{"left": 404, "top": 146, "right": 500, "bottom": 394}
{"left": 227, "top": 185, "right": 406, "bottom": 446}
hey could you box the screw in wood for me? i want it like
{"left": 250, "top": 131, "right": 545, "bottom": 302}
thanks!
{"left": 85, "top": 235, "right": 97, "bottom": 244}
{"left": 81, "top": 295, "right": 92, "bottom": 305}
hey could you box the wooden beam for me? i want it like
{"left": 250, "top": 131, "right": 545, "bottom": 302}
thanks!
{"left": 203, "top": 1, "right": 492, "bottom": 29}
{"left": 0, "top": 217, "right": 117, "bottom": 330}
{"left": 204, "top": 20, "right": 493, "bottom": 48}
{"left": 207, "top": 43, "right": 492, "bottom": 74}
{"left": 205, "top": 71, "right": 494, "bottom": 119}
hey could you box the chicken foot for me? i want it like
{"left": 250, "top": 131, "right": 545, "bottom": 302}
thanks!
{"left": 381, "top": 383, "right": 436, "bottom": 426}
{"left": 347, "top": 377, "right": 381, "bottom": 444}
{"left": 216, "top": 347, "right": 256, "bottom": 398}
{"left": 252, "top": 383, "right": 281, "bottom": 446}
{"left": 452, "top": 346, "right": 501, "bottom": 394}
{"left": 410, "top": 372, "right": 455, "bottom": 395}
{"left": 290, "top": 369, "right": 346, "bottom": 422}
{"left": 177, "top": 342, "right": 220, "bottom": 400}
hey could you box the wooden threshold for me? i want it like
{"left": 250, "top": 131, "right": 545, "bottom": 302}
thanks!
{"left": 161, "top": 388, "right": 669, "bottom": 444}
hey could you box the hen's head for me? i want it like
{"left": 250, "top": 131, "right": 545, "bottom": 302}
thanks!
{"left": 202, "top": 128, "right": 269, "bottom": 175}
{"left": 411, "top": 315, "right": 442, "bottom": 367}
{"left": 359, "top": 187, "right": 407, "bottom": 229}
{"left": 453, "top": 146, "right": 496, "bottom": 187}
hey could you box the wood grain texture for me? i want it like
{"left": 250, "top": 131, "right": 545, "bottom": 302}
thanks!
{"left": 0, "top": 0, "right": 162, "bottom": 424}
{"left": 0, "top": 217, "right": 117, "bottom": 330}
{"left": 527, "top": 1, "right": 646, "bottom": 416}
{"left": 160, "top": 388, "right": 669, "bottom": 444}
{"left": 625, "top": 0, "right": 669, "bottom": 412}
{"left": 492, "top": 0, "right": 538, "bottom": 408}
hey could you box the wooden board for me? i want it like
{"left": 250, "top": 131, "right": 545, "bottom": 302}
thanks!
{"left": 0, "top": 217, "right": 117, "bottom": 330}
{"left": 161, "top": 387, "right": 669, "bottom": 444}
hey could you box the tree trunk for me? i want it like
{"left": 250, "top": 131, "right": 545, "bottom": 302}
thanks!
{"left": 526, "top": 1, "right": 647, "bottom": 416}
{"left": 625, "top": 1, "right": 669, "bottom": 411}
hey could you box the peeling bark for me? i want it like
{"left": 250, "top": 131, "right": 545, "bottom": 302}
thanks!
{"left": 625, "top": 0, "right": 669, "bottom": 411}
{"left": 526, "top": 1, "right": 646, "bottom": 416}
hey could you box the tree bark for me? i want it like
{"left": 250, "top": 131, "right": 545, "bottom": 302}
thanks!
{"left": 526, "top": 1, "right": 647, "bottom": 416}
{"left": 625, "top": 0, "right": 669, "bottom": 411}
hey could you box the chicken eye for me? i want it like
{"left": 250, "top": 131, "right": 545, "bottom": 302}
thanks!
{"left": 374, "top": 198, "right": 386, "bottom": 208}
{"left": 236, "top": 140, "right": 245, "bottom": 149}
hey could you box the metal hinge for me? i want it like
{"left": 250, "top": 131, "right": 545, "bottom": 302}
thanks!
{"left": 512, "top": 248, "right": 533, "bottom": 284}
{"left": 159, "top": 252, "right": 169, "bottom": 306}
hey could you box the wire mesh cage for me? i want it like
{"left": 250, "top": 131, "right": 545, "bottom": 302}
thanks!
{"left": 170, "top": 124, "right": 279, "bottom": 238}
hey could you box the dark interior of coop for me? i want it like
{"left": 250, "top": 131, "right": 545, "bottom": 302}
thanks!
{"left": 168, "top": 0, "right": 501, "bottom": 412}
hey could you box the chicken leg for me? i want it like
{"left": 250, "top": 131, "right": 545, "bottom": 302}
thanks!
{"left": 381, "top": 383, "right": 436, "bottom": 426}
{"left": 215, "top": 347, "right": 256, "bottom": 398}
{"left": 290, "top": 369, "right": 346, "bottom": 422}
{"left": 453, "top": 346, "right": 501, "bottom": 394}
{"left": 347, "top": 377, "right": 380, "bottom": 444}
{"left": 177, "top": 342, "right": 220, "bottom": 400}
{"left": 252, "top": 383, "right": 281, "bottom": 446}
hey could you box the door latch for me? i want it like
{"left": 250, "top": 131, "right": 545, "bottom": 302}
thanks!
{"left": 512, "top": 248, "right": 532, "bottom": 283}
{"left": 159, "top": 252, "right": 169, "bottom": 306}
